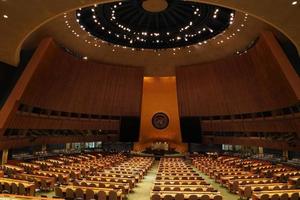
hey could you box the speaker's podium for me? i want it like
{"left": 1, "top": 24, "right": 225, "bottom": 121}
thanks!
{"left": 142, "top": 141, "right": 180, "bottom": 159}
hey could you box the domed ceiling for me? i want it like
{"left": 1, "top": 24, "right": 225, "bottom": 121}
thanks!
{"left": 76, "top": 0, "right": 234, "bottom": 49}
{"left": 22, "top": 0, "right": 274, "bottom": 76}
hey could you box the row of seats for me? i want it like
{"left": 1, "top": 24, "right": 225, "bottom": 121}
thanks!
{"left": 192, "top": 154, "right": 300, "bottom": 200}
{"left": 151, "top": 158, "right": 222, "bottom": 200}
{"left": 1, "top": 153, "right": 153, "bottom": 200}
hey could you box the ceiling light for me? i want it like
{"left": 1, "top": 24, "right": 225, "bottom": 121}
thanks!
{"left": 292, "top": 1, "right": 298, "bottom": 5}
{"left": 3, "top": 14, "right": 8, "bottom": 19}
{"left": 83, "top": 56, "right": 88, "bottom": 60}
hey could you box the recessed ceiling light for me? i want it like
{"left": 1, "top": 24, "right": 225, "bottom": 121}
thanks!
{"left": 3, "top": 14, "right": 8, "bottom": 19}
{"left": 83, "top": 56, "right": 88, "bottom": 60}
{"left": 292, "top": 1, "right": 298, "bottom": 5}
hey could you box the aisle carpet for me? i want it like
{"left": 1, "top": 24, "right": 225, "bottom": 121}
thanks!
{"left": 127, "top": 161, "right": 159, "bottom": 200}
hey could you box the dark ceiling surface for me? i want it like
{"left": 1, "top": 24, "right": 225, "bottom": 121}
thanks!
{"left": 76, "top": 0, "right": 233, "bottom": 49}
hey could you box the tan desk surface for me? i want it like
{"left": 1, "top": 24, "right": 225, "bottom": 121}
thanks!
{"left": 151, "top": 190, "right": 221, "bottom": 198}
{"left": 47, "top": 159, "right": 64, "bottom": 164}
{"left": 18, "top": 174, "right": 55, "bottom": 184}
{"left": 0, "top": 194, "right": 63, "bottom": 200}
{"left": 88, "top": 176, "right": 134, "bottom": 181}
{"left": 60, "top": 185, "right": 123, "bottom": 196}
{"left": 3, "top": 165, "right": 24, "bottom": 172}
{"left": 289, "top": 176, "right": 300, "bottom": 181}
{"left": 154, "top": 184, "right": 213, "bottom": 189}
{"left": 152, "top": 185, "right": 213, "bottom": 192}
{"left": 274, "top": 171, "right": 300, "bottom": 177}
{"left": 19, "top": 163, "right": 40, "bottom": 170}
{"left": 49, "top": 168, "right": 81, "bottom": 174}
{"left": 33, "top": 171, "right": 69, "bottom": 179}
{"left": 77, "top": 180, "right": 130, "bottom": 190}
{"left": 0, "top": 177, "right": 35, "bottom": 187}
{"left": 155, "top": 180, "right": 208, "bottom": 185}
{"left": 96, "top": 172, "right": 138, "bottom": 179}
{"left": 156, "top": 177, "right": 203, "bottom": 180}
{"left": 252, "top": 189, "right": 300, "bottom": 199}
{"left": 238, "top": 183, "right": 290, "bottom": 191}
{"left": 228, "top": 178, "right": 273, "bottom": 184}
{"left": 34, "top": 161, "right": 53, "bottom": 167}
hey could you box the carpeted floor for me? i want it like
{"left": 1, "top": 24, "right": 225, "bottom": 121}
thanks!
{"left": 127, "top": 161, "right": 159, "bottom": 200}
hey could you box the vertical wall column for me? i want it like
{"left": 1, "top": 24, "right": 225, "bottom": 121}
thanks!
{"left": 283, "top": 150, "right": 289, "bottom": 161}
{"left": 65, "top": 143, "right": 71, "bottom": 150}
{"left": 41, "top": 144, "right": 47, "bottom": 151}
{"left": 259, "top": 147, "right": 264, "bottom": 155}
{"left": 1, "top": 149, "right": 8, "bottom": 165}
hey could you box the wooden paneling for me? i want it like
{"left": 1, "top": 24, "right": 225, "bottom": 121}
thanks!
{"left": 0, "top": 38, "right": 54, "bottom": 140}
{"left": 21, "top": 39, "right": 144, "bottom": 116}
{"left": 0, "top": 134, "right": 119, "bottom": 150}
{"left": 0, "top": 38, "right": 142, "bottom": 147}
{"left": 134, "top": 77, "right": 187, "bottom": 152}
{"left": 176, "top": 32, "right": 300, "bottom": 116}
{"left": 7, "top": 114, "right": 119, "bottom": 130}
{"left": 201, "top": 115, "right": 300, "bottom": 133}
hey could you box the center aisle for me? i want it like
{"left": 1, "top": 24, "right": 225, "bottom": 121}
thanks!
{"left": 192, "top": 167, "right": 240, "bottom": 200}
{"left": 127, "top": 160, "right": 159, "bottom": 200}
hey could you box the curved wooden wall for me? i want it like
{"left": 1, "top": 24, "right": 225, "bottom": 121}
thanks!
{"left": 201, "top": 115, "right": 300, "bottom": 133}
{"left": 0, "top": 38, "right": 143, "bottom": 149}
{"left": 7, "top": 114, "right": 119, "bottom": 130}
{"left": 176, "top": 32, "right": 300, "bottom": 116}
{"left": 21, "top": 40, "right": 144, "bottom": 116}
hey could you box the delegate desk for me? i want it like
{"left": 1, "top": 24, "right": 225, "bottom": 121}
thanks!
{"left": 289, "top": 176, "right": 300, "bottom": 185}
{"left": 3, "top": 165, "right": 24, "bottom": 173}
{"left": 17, "top": 174, "right": 55, "bottom": 189}
{"left": 156, "top": 176, "right": 203, "bottom": 181}
{"left": 228, "top": 178, "right": 275, "bottom": 192}
{"left": 33, "top": 170, "right": 69, "bottom": 183}
{"left": 238, "top": 183, "right": 291, "bottom": 198}
{"left": 75, "top": 180, "right": 130, "bottom": 193}
{"left": 95, "top": 172, "right": 139, "bottom": 181}
{"left": 0, "top": 194, "right": 63, "bottom": 200}
{"left": 252, "top": 189, "right": 300, "bottom": 200}
{"left": 219, "top": 174, "right": 259, "bottom": 185}
{"left": 87, "top": 176, "right": 135, "bottom": 188}
{"left": 19, "top": 163, "right": 40, "bottom": 171}
{"left": 0, "top": 178, "right": 35, "bottom": 196}
{"left": 151, "top": 190, "right": 222, "bottom": 199}
{"left": 153, "top": 184, "right": 215, "bottom": 191}
{"left": 155, "top": 180, "right": 209, "bottom": 185}
{"left": 49, "top": 168, "right": 81, "bottom": 179}
{"left": 58, "top": 185, "right": 124, "bottom": 200}
{"left": 274, "top": 171, "right": 300, "bottom": 179}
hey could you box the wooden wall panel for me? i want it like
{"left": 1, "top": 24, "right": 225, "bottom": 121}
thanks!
{"left": 134, "top": 77, "right": 187, "bottom": 152}
{"left": 0, "top": 39, "right": 53, "bottom": 131}
{"left": 176, "top": 32, "right": 300, "bottom": 116}
{"left": 7, "top": 114, "right": 119, "bottom": 130}
{"left": 201, "top": 115, "right": 300, "bottom": 132}
{"left": 0, "top": 134, "right": 119, "bottom": 150}
{"left": 20, "top": 39, "right": 144, "bottom": 116}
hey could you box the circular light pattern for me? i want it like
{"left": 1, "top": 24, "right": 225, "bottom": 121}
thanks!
{"left": 75, "top": 0, "right": 234, "bottom": 49}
